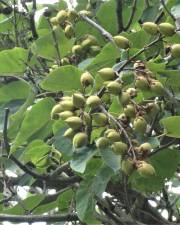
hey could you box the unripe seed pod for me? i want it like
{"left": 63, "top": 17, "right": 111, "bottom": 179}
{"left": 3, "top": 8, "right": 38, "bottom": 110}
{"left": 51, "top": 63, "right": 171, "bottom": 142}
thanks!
{"left": 112, "top": 141, "right": 128, "bottom": 155}
{"left": 83, "top": 112, "right": 91, "bottom": 126}
{"left": 96, "top": 137, "right": 109, "bottom": 149}
{"left": 89, "top": 45, "right": 101, "bottom": 55}
{"left": 51, "top": 104, "right": 63, "bottom": 119}
{"left": 134, "top": 61, "right": 145, "bottom": 70}
{"left": 150, "top": 80, "right": 165, "bottom": 95}
{"left": 80, "top": 71, "right": 94, "bottom": 87}
{"left": 68, "top": 10, "right": 78, "bottom": 21}
{"left": 139, "top": 142, "right": 152, "bottom": 153}
{"left": 65, "top": 116, "right": 83, "bottom": 130}
{"left": 104, "top": 129, "right": 116, "bottom": 137}
{"left": 73, "top": 132, "right": 88, "bottom": 148}
{"left": 81, "top": 35, "right": 97, "bottom": 49}
{"left": 133, "top": 116, "right": 147, "bottom": 134}
{"left": 159, "top": 23, "right": 175, "bottom": 36}
{"left": 72, "top": 45, "right": 83, "bottom": 55}
{"left": 171, "top": 44, "right": 180, "bottom": 58}
{"left": 50, "top": 17, "right": 58, "bottom": 26}
{"left": 107, "top": 81, "right": 122, "bottom": 95}
{"left": 124, "top": 104, "right": 136, "bottom": 118}
{"left": 64, "top": 24, "right": 74, "bottom": 38}
{"left": 60, "top": 57, "right": 70, "bottom": 66}
{"left": 98, "top": 68, "right": 116, "bottom": 81}
{"left": 73, "top": 93, "right": 86, "bottom": 108}
{"left": 113, "top": 35, "right": 130, "bottom": 49}
{"left": 107, "top": 131, "right": 121, "bottom": 142}
{"left": 92, "top": 113, "right": 108, "bottom": 126}
{"left": 137, "top": 161, "right": 155, "bottom": 177}
{"left": 121, "top": 159, "right": 134, "bottom": 175}
{"left": 63, "top": 128, "right": 75, "bottom": 139}
{"left": 79, "top": 10, "right": 92, "bottom": 17}
{"left": 56, "top": 10, "right": 67, "bottom": 24}
{"left": 118, "top": 113, "right": 129, "bottom": 123}
{"left": 60, "top": 100, "right": 74, "bottom": 111}
{"left": 86, "top": 96, "right": 101, "bottom": 108}
{"left": 135, "top": 76, "right": 149, "bottom": 90}
{"left": 58, "top": 111, "right": 74, "bottom": 120}
{"left": 118, "top": 92, "right": 131, "bottom": 106}
{"left": 142, "top": 22, "right": 158, "bottom": 35}
{"left": 126, "top": 88, "right": 137, "bottom": 98}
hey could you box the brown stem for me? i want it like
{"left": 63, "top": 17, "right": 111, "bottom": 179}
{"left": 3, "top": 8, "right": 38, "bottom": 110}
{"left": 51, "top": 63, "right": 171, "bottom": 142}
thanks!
{"left": 124, "top": 0, "right": 137, "bottom": 31}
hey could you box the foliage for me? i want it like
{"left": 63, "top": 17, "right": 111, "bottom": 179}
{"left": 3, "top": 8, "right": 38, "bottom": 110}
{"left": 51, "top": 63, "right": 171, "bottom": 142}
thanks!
{"left": 0, "top": 0, "right": 179, "bottom": 224}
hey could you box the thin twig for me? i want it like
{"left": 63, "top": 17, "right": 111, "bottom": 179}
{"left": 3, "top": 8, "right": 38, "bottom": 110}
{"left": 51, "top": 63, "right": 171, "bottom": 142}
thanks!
{"left": 29, "top": 0, "right": 38, "bottom": 39}
{"left": 2, "top": 108, "right": 10, "bottom": 153}
{"left": 160, "top": 0, "right": 176, "bottom": 21}
{"left": 116, "top": 0, "right": 124, "bottom": 32}
{"left": 124, "top": 0, "right": 137, "bottom": 31}
{"left": 149, "top": 140, "right": 175, "bottom": 156}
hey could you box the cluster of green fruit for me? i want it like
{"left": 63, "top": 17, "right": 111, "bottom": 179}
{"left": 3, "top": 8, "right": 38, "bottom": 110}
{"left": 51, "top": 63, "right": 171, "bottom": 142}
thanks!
{"left": 51, "top": 65, "right": 159, "bottom": 178}
{"left": 142, "top": 22, "right": 180, "bottom": 58}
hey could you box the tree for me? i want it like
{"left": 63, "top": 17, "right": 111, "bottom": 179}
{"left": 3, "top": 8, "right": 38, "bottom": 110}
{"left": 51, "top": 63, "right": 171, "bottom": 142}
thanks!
{"left": 0, "top": 0, "right": 179, "bottom": 224}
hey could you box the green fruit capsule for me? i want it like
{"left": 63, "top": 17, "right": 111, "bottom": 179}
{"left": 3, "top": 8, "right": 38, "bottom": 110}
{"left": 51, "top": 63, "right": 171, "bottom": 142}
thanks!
{"left": 60, "top": 100, "right": 74, "bottom": 111}
{"left": 171, "top": 44, "right": 180, "bottom": 58}
{"left": 80, "top": 71, "right": 94, "bottom": 87}
{"left": 142, "top": 22, "right": 158, "bottom": 35}
{"left": 107, "top": 81, "right": 122, "bottom": 95}
{"left": 96, "top": 137, "right": 109, "bottom": 149}
{"left": 89, "top": 45, "right": 101, "bottom": 55}
{"left": 50, "top": 17, "right": 58, "bottom": 26}
{"left": 133, "top": 116, "right": 147, "bottom": 134}
{"left": 124, "top": 104, "right": 136, "bottom": 118}
{"left": 118, "top": 92, "right": 131, "bottom": 106}
{"left": 126, "top": 88, "right": 137, "bottom": 98}
{"left": 159, "top": 23, "right": 175, "bottom": 36}
{"left": 98, "top": 68, "right": 116, "bottom": 81}
{"left": 63, "top": 128, "right": 75, "bottom": 139}
{"left": 121, "top": 159, "right": 134, "bottom": 175}
{"left": 107, "top": 131, "right": 121, "bottom": 142}
{"left": 65, "top": 116, "right": 83, "bottom": 130}
{"left": 139, "top": 142, "right": 152, "bottom": 153}
{"left": 61, "top": 57, "right": 70, "bottom": 66}
{"left": 113, "top": 35, "right": 130, "bottom": 49}
{"left": 150, "top": 80, "right": 165, "bottom": 96}
{"left": 73, "top": 132, "right": 88, "bottom": 148}
{"left": 73, "top": 93, "right": 86, "bottom": 108}
{"left": 72, "top": 45, "right": 83, "bottom": 55}
{"left": 64, "top": 24, "right": 74, "bottom": 38}
{"left": 86, "top": 96, "right": 101, "bottom": 108}
{"left": 83, "top": 112, "right": 91, "bottom": 126}
{"left": 92, "top": 113, "right": 108, "bottom": 126}
{"left": 56, "top": 10, "right": 67, "bottom": 24}
{"left": 135, "top": 76, "right": 149, "bottom": 90}
{"left": 68, "top": 10, "right": 78, "bottom": 21}
{"left": 58, "top": 111, "right": 74, "bottom": 120}
{"left": 51, "top": 104, "right": 63, "bottom": 119}
{"left": 112, "top": 141, "right": 128, "bottom": 155}
{"left": 137, "top": 161, "right": 155, "bottom": 178}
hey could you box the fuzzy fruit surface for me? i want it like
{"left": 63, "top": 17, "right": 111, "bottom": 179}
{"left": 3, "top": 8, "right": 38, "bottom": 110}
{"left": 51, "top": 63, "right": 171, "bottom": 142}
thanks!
{"left": 133, "top": 116, "right": 147, "bottom": 134}
{"left": 150, "top": 81, "right": 164, "bottom": 96}
{"left": 73, "top": 93, "right": 86, "bottom": 108}
{"left": 96, "top": 137, "right": 109, "bottom": 149}
{"left": 112, "top": 142, "right": 128, "bottom": 155}
{"left": 113, "top": 35, "right": 130, "bottom": 49}
{"left": 139, "top": 142, "right": 152, "bottom": 153}
{"left": 119, "top": 92, "right": 131, "bottom": 106}
{"left": 56, "top": 10, "right": 67, "bottom": 24}
{"left": 72, "top": 45, "right": 83, "bottom": 55}
{"left": 65, "top": 116, "right": 83, "bottom": 130}
{"left": 86, "top": 96, "right": 101, "bottom": 108}
{"left": 107, "top": 81, "right": 122, "bottom": 95}
{"left": 92, "top": 113, "right": 108, "bottom": 126}
{"left": 158, "top": 23, "right": 175, "bottom": 36}
{"left": 80, "top": 72, "right": 94, "bottom": 87}
{"left": 137, "top": 161, "right": 155, "bottom": 178}
{"left": 107, "top": 131, "right": 121, "bottom": 142}
{"left": 171, "top": 44, "right": 180, "bottom": 58}
{"left": 73, "top": 132, "right": 88, "bottom": 148}
{"left": 124, "top": 104, "right": 136, "bottom": 118}
{"left": 135, "top": 76, "right": 149, "bottom": 90}
{"left": 121, "top": 159, "right": 134, "bottom": 175}
{"left": 98, "top": 68, "right": 116, "bottom": 81}
{"left": 142, "top": 22, "right": 158, "bottom": 35}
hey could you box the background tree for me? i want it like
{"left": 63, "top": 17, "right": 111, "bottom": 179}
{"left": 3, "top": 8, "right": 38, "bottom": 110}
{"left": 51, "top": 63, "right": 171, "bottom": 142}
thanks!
{"left": 0, "top": 0, "right": 179, "bottom": 224}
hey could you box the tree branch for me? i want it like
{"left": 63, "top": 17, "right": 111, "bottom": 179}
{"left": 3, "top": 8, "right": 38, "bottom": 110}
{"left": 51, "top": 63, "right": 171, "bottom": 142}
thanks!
{"left": 124, "top": 0, "right": 137, "bottom": 31}
{"left": 116, "top": 0, "right": 124, "bottom": 32}
{"left": 160, "top": 0, "right": 176, "bottom": 21}
{"left": 0, "top": 213, "right": 78, "bottom": 223}
{"left": 29, "top": 0, "right": 38, "bottom": 40}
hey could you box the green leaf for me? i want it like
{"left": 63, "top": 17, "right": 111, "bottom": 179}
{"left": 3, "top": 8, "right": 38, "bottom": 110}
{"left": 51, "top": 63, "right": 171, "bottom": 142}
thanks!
{"left": 0, "top": 48, "right": 28, "bottom": 76}
{"left": 0, "top": 81, "right": 30, "bottom": 104}
{"left": 161, "top": 116, "right": 180, "bottom": 138}
{"left": 76, "top": 179, "right": 96, "bottom": 223}
{"left": 58, "top": 189, "right": 74, "bottom": 212}
{"left": 158, "top": 70, "right": 180, "bottom": 87}
{"left": 40, "top": 65, "right": 82, "bottom": 92}
{"left": 21, "top": 140, "right": 51, "bottom": 164}
{"left": 86, "top": 43, "right": 119, "bottom": 73}
{"left": 96, "top": 0, "right": 118, "bottom": 35}
{"left": 10, "top": 97, "right": 55, "bottom": 153}
{"left": 100, "top": 148, "right": 121, "bottom": 172}
{"left": 92, "top": 165, "right": 113, "bottom": 198}
{"left": 31, "top": 27, "right": 74, "bottom": 60}
{"left": 70, "top": 147, "right": 97, "bottom": 173}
